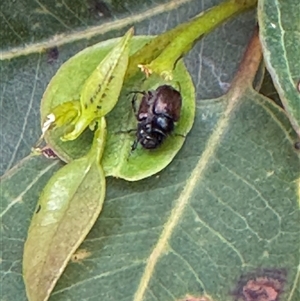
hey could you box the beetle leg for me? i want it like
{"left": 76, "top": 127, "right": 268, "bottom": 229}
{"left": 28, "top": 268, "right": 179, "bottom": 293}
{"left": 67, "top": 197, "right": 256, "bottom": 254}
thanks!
{"left": 131, "top": 139, "right": 138, "bottom": 152}
{"left": 131, "top": 139, "right": 138, "bottom": 151}
{"left": 131, "top": 93, "right": 139, "bottom": 115}
{"left": 127, "top": 91, "right": 146, "bottom": 113}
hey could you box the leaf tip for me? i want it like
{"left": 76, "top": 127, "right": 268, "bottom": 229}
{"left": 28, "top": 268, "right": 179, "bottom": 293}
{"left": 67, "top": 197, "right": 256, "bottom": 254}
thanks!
{"left": 127, "top": 26, "right": 134, "bottom": 35}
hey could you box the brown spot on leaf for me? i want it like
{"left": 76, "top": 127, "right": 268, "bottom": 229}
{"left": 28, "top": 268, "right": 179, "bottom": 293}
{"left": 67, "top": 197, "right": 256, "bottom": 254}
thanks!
{"left": 47, "top": 46, "right": 59, "bottom": 64}
{"left": 71, "top": 249, "right": 91, "bottom": 263}
{"left": 42, "top": 147, "right": 58, "bottom": 159}
{"left": 232, "top": 268, "right": 286, "bottom": 301}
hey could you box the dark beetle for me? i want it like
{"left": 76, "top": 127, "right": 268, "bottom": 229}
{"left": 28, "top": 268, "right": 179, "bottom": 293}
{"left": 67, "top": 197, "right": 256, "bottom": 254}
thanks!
{"left": 131, "top": 85, "right": 182, "bottom": 150}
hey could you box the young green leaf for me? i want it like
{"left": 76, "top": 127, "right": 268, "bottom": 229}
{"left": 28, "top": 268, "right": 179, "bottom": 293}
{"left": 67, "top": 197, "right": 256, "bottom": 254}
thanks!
{"left": 23, "top": 118, "right": 107, "bottom": 301}
{"left": 41, "top": 28, "right": 133, "bottom": 143}
{"left": 62, "top": 28, "right": 133, "bottom": 141}
{"left": 135, "top": 0, "right": 257, "bottom": 80}
{"left": 42, "top": 37, "right": 195, "bottom": 181}
{"left": 102, "top": 69, "right": 195, "bottom": 181}
{"left": 49, "top": 100, "right": 81, "bottom": 128}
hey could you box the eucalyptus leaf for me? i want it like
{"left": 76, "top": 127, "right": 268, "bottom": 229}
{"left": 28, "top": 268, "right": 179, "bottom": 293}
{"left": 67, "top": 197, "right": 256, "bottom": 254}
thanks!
{"left": 258, "top": 0, "right": 300, "bottom": 137}
{"left": 52, "top": 53, "right": 299, "bottom": 301}
{"left": 42, "top": 36, "right": 195, "bottom": 181}
{"left": 23, "top": 118, "right": 107, "bottom": 301}
{"left": 0, "top": 156, "right": 63, "bottom": 301}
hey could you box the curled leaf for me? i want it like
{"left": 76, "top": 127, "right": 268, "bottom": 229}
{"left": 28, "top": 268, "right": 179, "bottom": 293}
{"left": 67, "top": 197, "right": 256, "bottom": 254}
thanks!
{"left": 48, "top": 100, "right": 81, "bottom": 128}
{"left": 258, "top": 0, "right": 300, "bottom": 137}
{"left": 62, "top": 28, "right": 133, "bottom": 141}
{"left": 23, "top": 118, "right": 107, "bottom": 301}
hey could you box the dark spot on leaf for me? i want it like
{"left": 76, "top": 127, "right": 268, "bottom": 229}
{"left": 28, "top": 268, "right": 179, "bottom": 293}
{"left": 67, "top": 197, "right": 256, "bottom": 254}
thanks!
{"left": 84, "top": 103, "right": 88, "bottom": 109}
{"left": 97, "top": 105, "right": 102, "bottom": 110}
{"left": 47, "top": 46, "right": 59, "bottom": 64}
{"left": 102, "top": 93, "right": 106, "bottom": 98}
{"left": 108, "top": 75, "right": 115, "bottom": 84}
{"left": 35, "top": 205, "right": 41, "bottom": 214}
{"left": 71, "top": 249, "right": 91, "bottom": 263}
{"left": 42, "top": 147, "right": 57, "bottom": 159}
{"left": 87, "top": 0, "right": 112, "bottom": 19}
{"left": 294, "top": 141, "right": 300, "bottom": 150}
{"left": 297, "top": 80, "right": 300, "bottom": 92}
{"left": 90, "top": 84, "right": 102, "bottom": 104}
{"left": 232, "top": 268, "right": 286, "bottom": 301}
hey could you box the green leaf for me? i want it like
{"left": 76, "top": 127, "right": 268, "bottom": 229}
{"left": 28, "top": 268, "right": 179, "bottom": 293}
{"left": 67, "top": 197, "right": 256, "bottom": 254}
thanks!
{"left": 42, "top": 36, "right": 196, "bottom": 181}
{"left": 137, "top": 0, "right": 258, "bottom": 80}
{"left": 258, "top": 0, "right": 300, "bottom": 136}
{"left": 23, "top": 118, "right": 107, "bottom": 301}
{"left": 61, "top": 28, "right": 133, "bottom": 141}
{"left": 0, "top": 156, "right": 63, "bottom": 301}
{"left": 2, "top": 1, "right": 299, "bottom": 301}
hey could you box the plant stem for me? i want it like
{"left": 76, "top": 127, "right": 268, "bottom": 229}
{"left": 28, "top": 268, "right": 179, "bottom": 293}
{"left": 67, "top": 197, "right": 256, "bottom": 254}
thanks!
{"left": 228, "top": 25, "right": 262, "bottom": 97}
{"left": 127, "top": 0, "right": 258, "bottom": 79}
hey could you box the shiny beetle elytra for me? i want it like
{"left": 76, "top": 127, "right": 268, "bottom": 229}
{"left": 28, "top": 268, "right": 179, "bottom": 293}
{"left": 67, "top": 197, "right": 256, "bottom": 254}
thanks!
{"left": 131, "top": 84, "right": 182, "bottom": 150}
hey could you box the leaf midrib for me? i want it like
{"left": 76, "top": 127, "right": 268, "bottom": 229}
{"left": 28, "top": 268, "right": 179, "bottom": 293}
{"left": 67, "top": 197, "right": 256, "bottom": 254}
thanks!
{"left": 0, "top": 0, "right": 192, "bottom": 61}
{"left": 132, "top": 87, "right": 247, "bottom": 301}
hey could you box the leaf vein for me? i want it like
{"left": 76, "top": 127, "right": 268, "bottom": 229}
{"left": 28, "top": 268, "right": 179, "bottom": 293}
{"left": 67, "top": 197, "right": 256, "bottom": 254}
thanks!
{"left": 189, "top": 205, "right": 246, "bottom": 267}
{"left": 1, "top": 0, "right": 192, "bottom": 60}
{"left": 214, "top": 157, "right": 282, "bottom": 243}
{"left": 52, "top": 262, "right": 144, "bottom": 295}
{"left": 133, "top": 75, "right": 245, "bottom": 301}
{"left": 0, "top": 160, "right": 59, "bottom": 218}
{"left": 34, "top": 0, "right": 72, "bottom": 30}
{"left": 205, "top": 185, "right": 264, "bottom": 241}
{"left": 170, "top": 248, "right": 207, "bottom": 293}
{"left": 5, "top": 55, "right": 41, "bottom": 172}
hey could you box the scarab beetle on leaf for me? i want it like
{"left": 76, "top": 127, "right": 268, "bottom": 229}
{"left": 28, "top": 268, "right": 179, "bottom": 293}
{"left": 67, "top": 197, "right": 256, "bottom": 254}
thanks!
{"left": 131, "top": 84, "right": 182, "bottom": 150}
